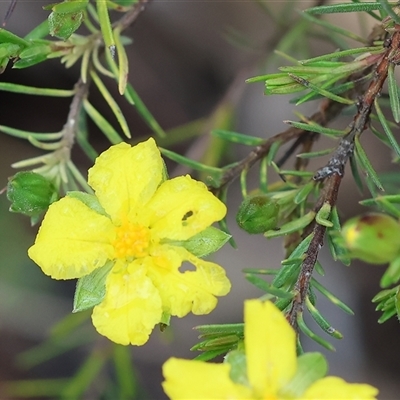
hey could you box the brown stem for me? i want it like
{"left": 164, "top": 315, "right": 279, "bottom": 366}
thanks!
{"left": 287, "top": 26, "right": 400, "bottom": 332}
{"left": 287, "top": 173, "right": 341, "bottom": 328}
{"left": 114, "top": 0, "right": 151, "bottom": 32}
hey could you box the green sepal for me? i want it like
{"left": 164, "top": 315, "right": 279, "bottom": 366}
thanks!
{"left": 225, "top": 349, "right": 248, "bottom": 387}
{"left": 279, "top": 353, "right": 328, "bottom": 398}
{"left": 48, "top": 10, "right": 84, "bottom": 40}
{"left": 50, "top": 0, "right": 89, "bottom": 14}
{"left": 0, "top": 43, "right": 21, "bottom": 58}
{"left": 236, "top": 194, "right": 280, "bottom": 234}
{"left": 73, "top": 260, "right": 114, "bottom": 312}
{"left": 165, "top": 226, "right": 231, "bottom": 258}
{"left": 7, "top": 171, "right": 58, "bottom": 219}
{"left": 67, "top": 191, "right": 108, "bottom": 217}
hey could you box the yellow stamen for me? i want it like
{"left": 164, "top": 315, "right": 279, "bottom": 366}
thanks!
{"left": 113, "top": 221, "right": 151, "bottom": 259}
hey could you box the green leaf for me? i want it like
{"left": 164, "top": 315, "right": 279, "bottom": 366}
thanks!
{"left": 159, "top": 147, "right": 223, "bottom": 187}
{"left": 305, "top": 2, "right": 385, "bottom": 15}
{"left": 380, "top": 257, "right": 400, "bottom": 288}
{"left": 73, "top": 260, "right": 114, "bottom": 312}
{"left": 67, "top": 191, "right": 108, "bottom": 216}
{"left": 225, "top": 350, "right": 248, "bottom": 387}
{"left": 284, "top": 120, "right": 346, "bottom": 137}
{"left": 194, "top": 323, "right": 244, "bottom": 337}
{"left": 0, "top": 82, "right": 74, "bottom": 96}
{"left": 349, "top": 153, "right": 364, "bottom": 193}
{"left": 113, "top": 345, "right": 138, "bottom": 399}
{"left": 306, "top": 297, "right": 342, "bottom": 339}
{"left": 300, "top": 10, "right": 367, "bottom": 43}
{"left": 211, "top": 129, "right": 264, "bottom": 146}
{"left": 83, "top": 99, "right": 124, "bottom": 144}
{"left": 375, "top": 99, "right": 400, "bottom": 158}
{"left": 312, "top": 278, "right": 354, "bottom": 315}
{"left": 372, "top": 287, "right": 397, "bottom": 304}
{"left": 167, "top": 226, "right": 230, "bottom": 258}
{"left": 13, "top": 54, "right": 49, "bottom": 69}
{"left": 300, "top": 46, "right": 383, "bottom": 65}
{"left": 2, "top": 379, "right": 69, "bottom": 398}
{"left": 191, "top": 335, "right": 240, "bottom": 351}
{"left": 113, "top": 25, "right": 129, "bottom": 94}
{"left": 106, "top": 51, "right": 167, "bottom": 137}
{"left": 380, "top": 0, "right": 400, "bottom": 24}
{"left": 294, "top": 181, "right": 315, "bottom": 205}
{"left": 90, "top": 69, "right": 131, "bottom": 138}
{"left": 297, "top": 312, "right": 335, "bottom": 351}
{"left": 354, "top": 135, "right": 384, "bottom": 191}
{"left": 274, "top": 233, "right": 314, "bottom": 285}
{"left": 288, "top": 74, "right": 355, "bottom": 105}
{"left": 245, "top": 274, "right": 295, "bottom": 299}
{"left": 193, "top": 349, "right": 228, "bottom": 361}
{"left": 96, "top": 0, "right": 115, "bottom": 56}
{"left": 279, "top": 352, "right": 327, "bottom": 398}
{"left": 0, "top": 28, "right": 29, "bottom": 48}
{"left": 60, "top": 347, "right": 108, "bottom": 399}
{"left": 264, "top": 211, "right": 315, "bottom": 238}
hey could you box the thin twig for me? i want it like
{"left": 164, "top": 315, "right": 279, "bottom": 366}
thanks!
{"left": 287, "top": 26, "right": 400, "bottom": 331}
{"left": 114, "top": 0, "right": 151, "bottom": 32}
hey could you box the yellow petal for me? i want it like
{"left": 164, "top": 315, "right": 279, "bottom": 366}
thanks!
{"left": 28, "top": 197, "right": 115, "bottom": 279}
{"left": 147, "top": 175, "right": 226, "bottom": 241}
{"left": 244, "top": 300, "right": 296, "bottom": 398}
{"left": 162, "top": 357, "right": 252, "bottom": 400}
{"left": 148, "top": 246, "right": 231, "bottom": 317}
{"left": 88, "top": 139, "right": 164, "bottom": 224}
{"left": 303, "top": 376, "right": 378, "bottom": 399}
{"left": 92, "top": 259, "right": 162, "bottom": 345}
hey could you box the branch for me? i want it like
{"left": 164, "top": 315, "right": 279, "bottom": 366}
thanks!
{"left": 287, "top": 26, "right": 400, "bottom": 332}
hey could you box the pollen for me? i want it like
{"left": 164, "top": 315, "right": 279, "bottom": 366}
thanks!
{"left": 113, "top": 221, "right": 151, "bottom": 259}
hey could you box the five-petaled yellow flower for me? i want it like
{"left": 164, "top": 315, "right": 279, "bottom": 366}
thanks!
{"left": 162, "top": 300, "right": 378, "bottom": 400}
{"left": 28, "top": 138, "right": 231, "bottom": 345}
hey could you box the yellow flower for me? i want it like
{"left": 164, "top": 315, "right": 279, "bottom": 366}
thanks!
{"left": 162, "top": 300, "right": 378, "bottom": 400}
{"left": 28, "top": 138, "right": 230, "bottom": 345}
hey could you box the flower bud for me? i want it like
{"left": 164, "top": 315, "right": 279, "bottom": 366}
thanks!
{"left": 341, "top": 213, "right": 400, "bottom": 264}
{"left": 7, "top": 172, "right": 58, "bottom": 217}
{"left": 236, "top": 194, "right": 280, "bottom": 234}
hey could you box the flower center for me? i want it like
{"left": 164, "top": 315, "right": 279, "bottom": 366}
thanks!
{"left": 113, "top": 221, "right": 151, "bottom": 259}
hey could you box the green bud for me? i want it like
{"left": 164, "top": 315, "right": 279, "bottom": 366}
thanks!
{"left": 236, "top": 194, "right": 280, "bottom": 234}
{"left": 341, "top": 213, "right": 400, "bottom": 264}
{"left": 7, "top": 171, "right": 58, "bottom": 218}
{"left": 48, "top": 10, "right": 84, "bottom": 40}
